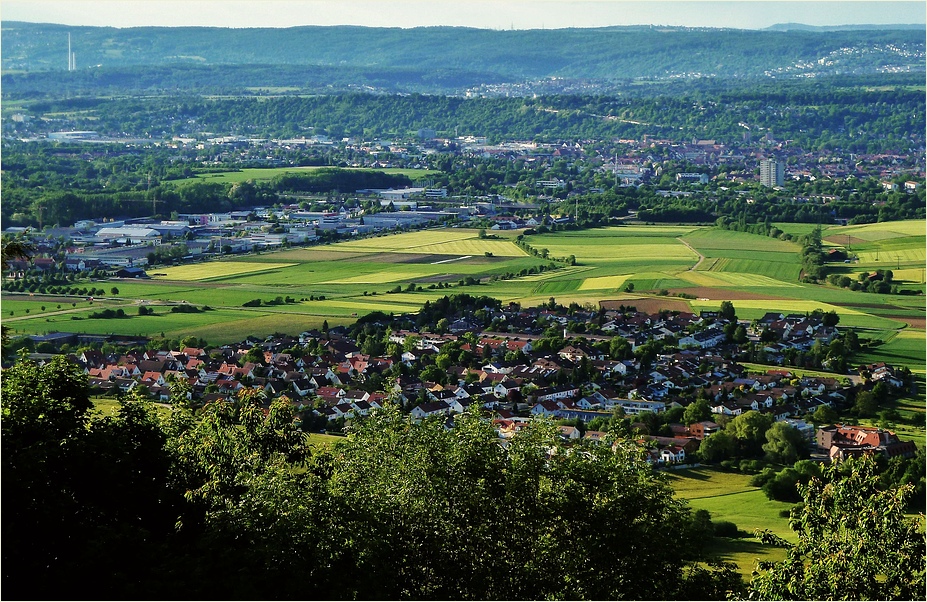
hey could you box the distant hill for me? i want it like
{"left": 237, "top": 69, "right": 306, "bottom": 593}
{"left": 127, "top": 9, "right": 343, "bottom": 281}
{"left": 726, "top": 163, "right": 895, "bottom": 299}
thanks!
{"left": 2, "top": 22, "right": 923, "bottom": 94}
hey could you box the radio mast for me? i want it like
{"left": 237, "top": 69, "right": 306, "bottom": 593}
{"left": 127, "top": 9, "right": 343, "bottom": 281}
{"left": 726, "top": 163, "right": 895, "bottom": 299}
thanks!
{"left": 67, "top": 33, "right": 76, "bottom": 70}
{"left": 67, "top": 33, "right": 76, "bottom": 71}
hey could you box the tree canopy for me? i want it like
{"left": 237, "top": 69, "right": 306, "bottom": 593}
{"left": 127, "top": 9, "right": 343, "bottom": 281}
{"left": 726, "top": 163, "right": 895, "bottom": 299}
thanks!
{"left": 2, "top": 358, "right": 749, "bottom": 600}
{"left": 751, "top": 455, "right": 926, "bottom": 600}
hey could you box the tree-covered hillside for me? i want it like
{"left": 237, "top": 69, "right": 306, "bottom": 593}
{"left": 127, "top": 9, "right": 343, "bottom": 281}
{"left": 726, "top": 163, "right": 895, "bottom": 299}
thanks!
{"left": 3, "top": 22, "right": 923, "bottom": 90}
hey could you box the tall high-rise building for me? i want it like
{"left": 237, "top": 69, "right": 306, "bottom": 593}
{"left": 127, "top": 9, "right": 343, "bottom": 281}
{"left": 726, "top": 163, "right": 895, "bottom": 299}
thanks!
{"left": 760, "top": 158, "right": 784, "bottom": 187}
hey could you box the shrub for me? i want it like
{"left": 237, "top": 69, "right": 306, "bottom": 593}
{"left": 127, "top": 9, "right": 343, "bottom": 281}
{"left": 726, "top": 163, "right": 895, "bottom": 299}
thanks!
{"left": 739, "top": 459, "right": 767, "bottom": 474}
{"left": 171, "top": 304, "right": 204, "bottom": 313}
{"left": 712, "top": 521, "right": 743, "bottom": 538}
{"left": 750, "top": 467, "right": 778, "bottom": 488}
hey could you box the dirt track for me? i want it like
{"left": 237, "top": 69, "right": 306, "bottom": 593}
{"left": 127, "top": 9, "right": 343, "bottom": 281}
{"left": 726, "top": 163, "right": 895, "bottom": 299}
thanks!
{"left": 885, "top": 316, "right": 926, "bottom": 329}
{"left": 676, "top": 237, "right": 705, "bottom": 270}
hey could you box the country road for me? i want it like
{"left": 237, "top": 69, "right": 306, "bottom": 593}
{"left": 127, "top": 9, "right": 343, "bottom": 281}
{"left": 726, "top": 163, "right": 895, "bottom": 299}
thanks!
{"left": 677, "top": 237, "right": 705, "bottom": 270}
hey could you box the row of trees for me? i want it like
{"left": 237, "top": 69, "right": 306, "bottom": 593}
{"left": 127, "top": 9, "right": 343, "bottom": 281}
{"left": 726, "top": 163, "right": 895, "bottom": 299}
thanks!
{"left": 9, "top": 74, "right": 923, "bottom": 152}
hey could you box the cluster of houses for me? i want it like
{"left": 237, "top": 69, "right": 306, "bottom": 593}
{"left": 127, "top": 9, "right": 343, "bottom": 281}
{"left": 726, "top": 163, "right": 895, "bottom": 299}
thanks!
{"left": 41, "top": 298, "right": 906, "bottom": 467}
{"left": 750, "top": 311, "right": 840, "bottom": 359}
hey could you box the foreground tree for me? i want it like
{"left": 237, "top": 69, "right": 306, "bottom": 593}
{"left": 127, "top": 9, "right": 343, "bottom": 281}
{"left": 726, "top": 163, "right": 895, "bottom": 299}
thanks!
{"left": 1, "top": 357, "right": 178, "bottom": 599}
{"left": 3, "top": 359, "right": 745, "bottom": 600}
{"left": 750, "top": 455, "right": 926, "bottom": 600}
{"left": 324, "top": 406, "right": 743, "bottom": 600}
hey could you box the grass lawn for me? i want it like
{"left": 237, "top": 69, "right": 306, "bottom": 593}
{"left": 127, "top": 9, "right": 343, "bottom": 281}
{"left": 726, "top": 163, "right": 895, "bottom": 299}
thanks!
{"left": 855, "top": 419, "right": 927, "bottom": 448}
{"left": 666, "top": 466, "right": 795, "bottom": 576}
{"left": 2, "top": 298, "right": 84, "bottom": 315}
{"left": 893, "top": 394, "right": 927, "bottom": 423}
{"left": 307, "top": 432, "right": 347, "bottom": 450}
{"left": 739, "top": 362, "right": 853, "bottom": 382}
{"left": 92, "top": 396, "right": 171, "bottom": 418}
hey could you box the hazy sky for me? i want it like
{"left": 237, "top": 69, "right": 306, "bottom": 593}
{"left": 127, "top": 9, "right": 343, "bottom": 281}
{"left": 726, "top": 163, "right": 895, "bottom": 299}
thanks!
{"left": 1, "top": 1, "right": 924, "bottom": 30}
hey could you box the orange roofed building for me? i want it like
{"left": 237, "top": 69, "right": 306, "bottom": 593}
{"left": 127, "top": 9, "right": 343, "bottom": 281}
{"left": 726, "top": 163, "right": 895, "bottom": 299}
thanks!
{"left": 816, "top": 424, "right": 917, "bottom": 461}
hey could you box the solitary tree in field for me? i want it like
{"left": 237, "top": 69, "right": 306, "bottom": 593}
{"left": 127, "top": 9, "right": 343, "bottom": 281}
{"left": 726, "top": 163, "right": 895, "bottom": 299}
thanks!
{"left": 719, "top": 300, "right": 737, "bottom": 322}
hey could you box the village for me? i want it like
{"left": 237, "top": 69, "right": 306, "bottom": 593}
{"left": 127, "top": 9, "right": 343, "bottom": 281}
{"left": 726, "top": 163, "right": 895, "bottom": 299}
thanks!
{"left": 46, "top": 296, "right": 915, "bottom": 467}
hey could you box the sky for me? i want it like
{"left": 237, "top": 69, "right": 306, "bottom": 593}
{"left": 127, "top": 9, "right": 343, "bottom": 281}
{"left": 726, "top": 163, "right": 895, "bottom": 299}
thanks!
{"left": 1, "top": 0, "right": 924, "bottom": 30}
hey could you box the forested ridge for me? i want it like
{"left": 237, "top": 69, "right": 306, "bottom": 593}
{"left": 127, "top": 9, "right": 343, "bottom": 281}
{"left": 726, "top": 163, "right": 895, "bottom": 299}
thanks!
{"left": 3, "top": 22, "right": 923, "bottom": 93}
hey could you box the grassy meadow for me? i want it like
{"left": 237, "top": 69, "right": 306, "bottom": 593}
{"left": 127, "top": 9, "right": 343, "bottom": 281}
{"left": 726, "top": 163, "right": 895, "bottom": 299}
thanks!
{"left": 666, "top": 467, "right": 793, "bottom": 576}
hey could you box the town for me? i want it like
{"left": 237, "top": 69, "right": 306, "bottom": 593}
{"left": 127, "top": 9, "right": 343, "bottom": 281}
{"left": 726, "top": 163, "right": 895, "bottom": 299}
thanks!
{"left": 2, "top": 13, "right": 925, "bottom": 601}
{"left": 2, "top": 121, "right": 923, "bottom": 275}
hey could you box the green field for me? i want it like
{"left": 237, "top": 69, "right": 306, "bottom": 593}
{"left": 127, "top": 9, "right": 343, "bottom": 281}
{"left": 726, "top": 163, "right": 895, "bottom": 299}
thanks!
{"left": 683, "top": 228, "right": 799, "bottom": 253}
{"left": 154, "top": 261, "right": 297, "bottom": 281}
{"left": 684, "top": 230, "right": 802, "bottom": 282}
{"left": 856, "top": 328, "right": 927, "bottom": 375}
{"left": 819, "top": 221, "right": 926, "bottom": 290}
{"left": 578, "top": 274, "right": 631, "bottom": 291}
{"left": 667, "top": 467, "right": 793, "bottom": 575}
{"left": 825, "top": 220, "right": 925, "bottom": 241}
{"left": 4, "top": 222, "right": 924, "bottom": 366}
